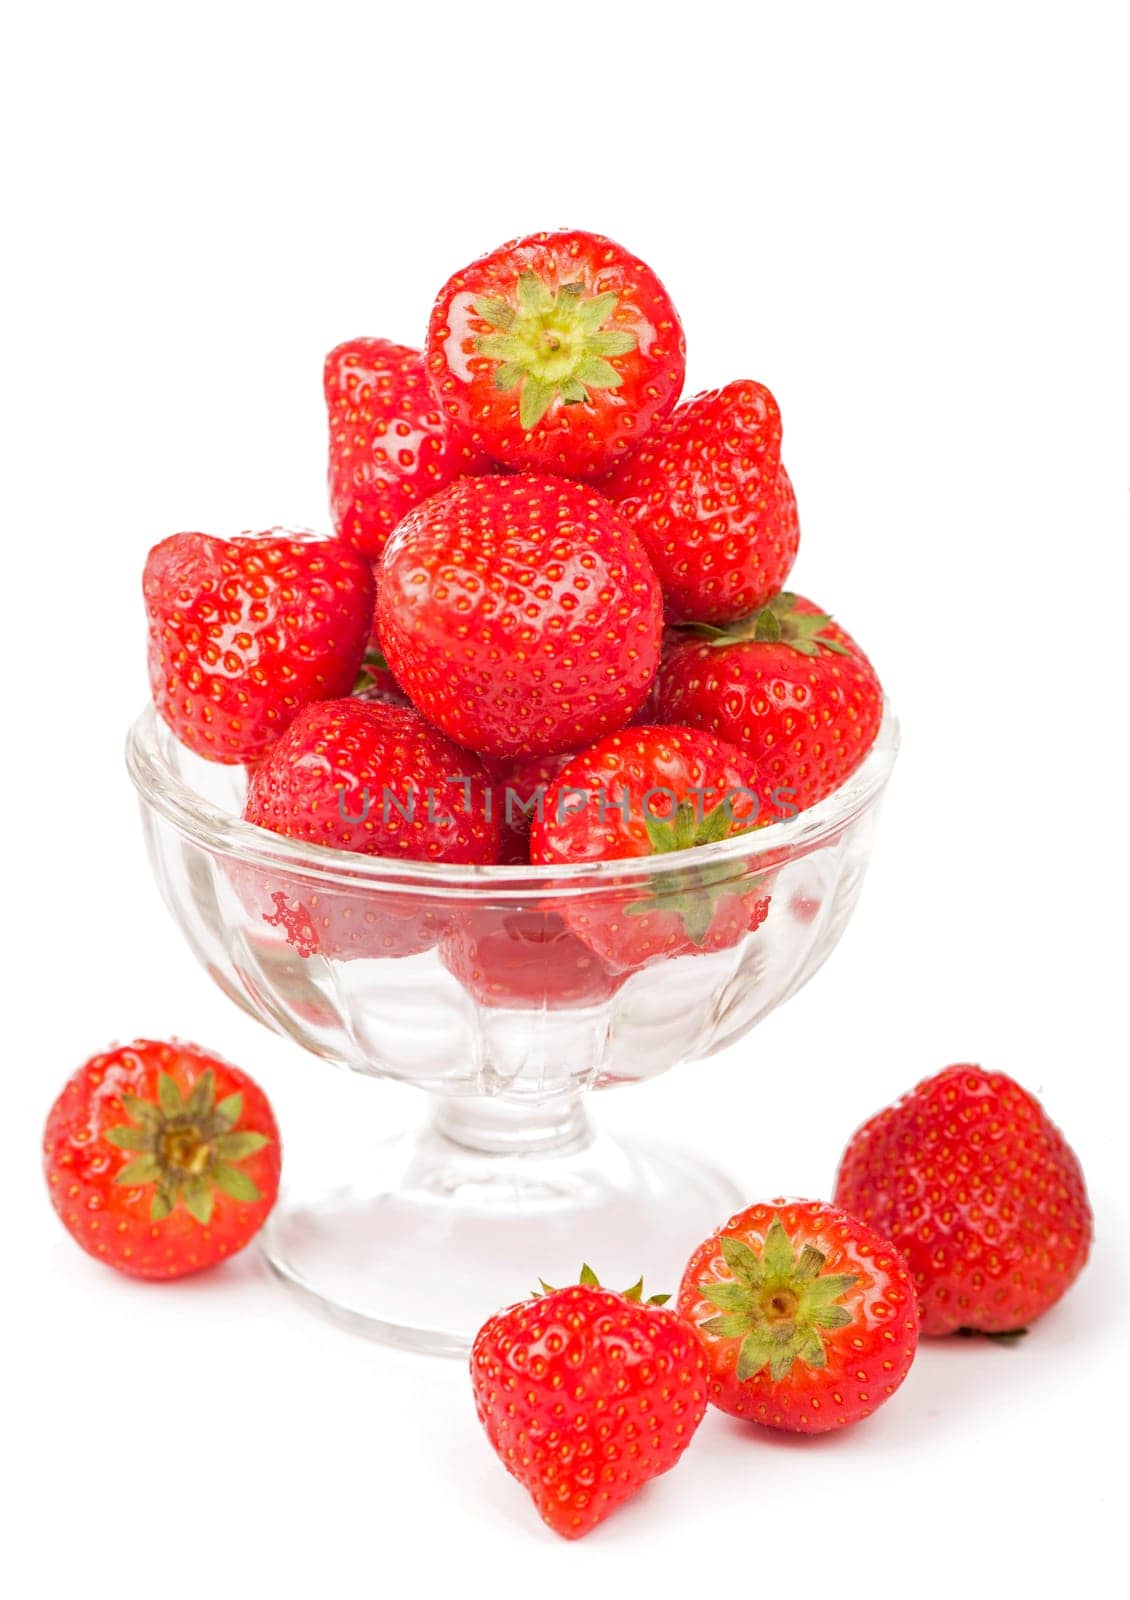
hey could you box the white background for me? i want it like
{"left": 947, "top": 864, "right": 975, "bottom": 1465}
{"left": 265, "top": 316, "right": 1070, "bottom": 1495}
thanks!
{"left": 4, "top": 3, "right": 1128, "bottom": 1592}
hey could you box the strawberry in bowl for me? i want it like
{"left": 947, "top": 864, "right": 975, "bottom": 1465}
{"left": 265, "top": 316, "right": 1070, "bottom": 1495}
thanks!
{"left": 144, "top": 529, "right": 374, "bottom": 765}
{"left": 656, "top": 591, "right": 884, "bottom": 814}
{"left": 238, "top": 697, "right": 500, "bottom": 960}
{"left": 440, "top": 908, "right": 627, "bottom": 1011}
{"left": 377, "top": 473, "right": 663, "bottom": 759}
{"left": 605, "top": 379, "right": 800, "bottom": 623}
{"left": 530, "top": 724, "right": 774, "bottom": 970}
{"left": 425, "top": 228, "right": 685, "bottom": 480}
{"left": 244, "top": 698, "right": 499, "bottom": 864}
{"left": 325, "top": 336, "right": 492, "bottom": 563}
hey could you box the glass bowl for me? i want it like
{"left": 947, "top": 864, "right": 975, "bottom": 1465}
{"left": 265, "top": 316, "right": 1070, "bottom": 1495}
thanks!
{"left": 126, "top": 704, "right": 898, "bottom": 1353}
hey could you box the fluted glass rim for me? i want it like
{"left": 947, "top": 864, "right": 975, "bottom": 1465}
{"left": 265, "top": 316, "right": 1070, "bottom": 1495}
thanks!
{"left": 125, "top": 702, "right": 899, "bottom": 900}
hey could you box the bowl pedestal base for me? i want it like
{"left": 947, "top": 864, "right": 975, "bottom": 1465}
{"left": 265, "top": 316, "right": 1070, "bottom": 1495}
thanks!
{"left": 261, "top": 1091, "right": 742, "bottom": 1355}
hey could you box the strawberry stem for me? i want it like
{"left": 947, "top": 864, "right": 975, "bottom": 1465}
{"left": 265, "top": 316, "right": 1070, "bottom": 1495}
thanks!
{"left": 677, "top": 592, "right": 853, "bottom": 658}
{"left": 105, "top": 1070, "right": 270, "bottom": 1224}
{"left": 695, "top": 1218, "right": 859, "bottom": 1383}
{"left": 473, "top": 271, "right": 637, "bottom": 430}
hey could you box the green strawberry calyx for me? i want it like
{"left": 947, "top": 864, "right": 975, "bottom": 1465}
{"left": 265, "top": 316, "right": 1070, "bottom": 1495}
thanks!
{"left": 534, "top": 1263, "right": 671, "bottom": 1306}
{"left": 105, "top": 1070, "right": 270, "bottom": 1225}
{"left": 643, "top": 797, "right": 740, "bottom": 856}
{"left": 473, "top": 271, "right": 637, "bottom": 430}
{"left": 697, "top": 1219, "right": 858, "bottom": 1382}
{"left": 626, "top": 799, "right": 763, "bottom": 946}
{"left": 679, "top": 592, "right": 853, "bottom": 658}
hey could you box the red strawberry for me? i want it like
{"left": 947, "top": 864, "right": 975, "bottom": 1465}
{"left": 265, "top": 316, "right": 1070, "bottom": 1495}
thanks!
{"left": 471, "top": 1269, "right": 707, "bottom": 1539}
{"left": 250, "top": 877, "right": 451, "bottom": 964}
{"left": 834, "top": 1065, "right": 1093, "bottom": 1336}
{"left": 325, "top": 337, "right": 490, "bottom": 562}
{"left": 244, "top": 698, "right": 499, "bottom": 863}
{"left": 441, "top": 908, "right": 627, "bottom": 1010}
{"left": 378, "top": 474, "right": 663, "bottom": 759}
{"left": 530, "top": 725, "right": 771, "bottom": 969}
{"left": 604, "top": 380, "right": 800, "bottom": 622}
{"left": 679, "top": 1199, "right": 919, "bottom": 1433}
{"left": 44, "top": 1040, "right": 280, "bottom": 1279}
{"left": 426, "top": 229, "right": 685, "bottom": 480}
{"left": 656, "top": 591, "right": 883, "bottom": 814}
{"left": 144, "top": 530, "right": 374, "bottom": 765}
{"left": 241, "top": 699, "right": 499, "bottom": 958}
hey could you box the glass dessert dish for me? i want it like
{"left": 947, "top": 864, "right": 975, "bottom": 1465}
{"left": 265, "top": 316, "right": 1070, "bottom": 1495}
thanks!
{"left": 126, "top": 704, "right": 898, "bottom": 1354}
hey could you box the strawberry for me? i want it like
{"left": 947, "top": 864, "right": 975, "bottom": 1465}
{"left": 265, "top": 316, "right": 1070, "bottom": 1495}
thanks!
{"left": 834, "top": 1065, "right": 1093, "bottom": 1336}
{"left": 325, "top": 337, "right": 490, "bottom": 562}
{"left": 530, "top": 725, "right": 772, "bottom": 970}
{"left": 144, "top": 530, "right": 374, "bottom": 765}
{"left": 440, "top": 908, "right": 627, "bottom": 1010}
{"left": 250, "top": 876, "right": 452, "bottom": 964}
{"left": 241, "top": 699, "right": 499, "bottom": 959}
{"left": 471, "top": 1267, "right": 707, "bottom": 1539}
{"left": 44, "top": 1040, "right": 280, "bottom": 1279}
{"left": 679, "top": 1199, "right": 919, "bottom": 1433}
{"left": 244, "top": 698, "right": 499, "bottom": 863}
{"left": 377, "top": 474, "right": 663, "bottom": 759}
{"left": 426, "top": 229, "right": 685, "bottom": 480}
{"left": 655, "top": 591, "right": 883, "bottom": 814}
{"left": 604, "top": 380, "right": 800, "bottom": 622}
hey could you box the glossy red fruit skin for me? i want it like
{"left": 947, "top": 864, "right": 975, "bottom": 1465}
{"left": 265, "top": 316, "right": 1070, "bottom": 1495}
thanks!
{"left": 679, "top": 1199, "right": 919, "bottom": 1433}
{"left": 44, "top": 1040, "right": 280, "bottom": 1280}
{"left": 834, "top": 1065, "right": 1093, "bottom": 1336}
{"left": 144, "top": 531, "right": 375, "bottom": 765}
{"left": 441, "top": 908, "right": 627, "bottom": 1010}
{"left": 655, "top": 596, "right": 883, "bottom": 813}
{"left": 471, "top": 1284, "right": 708, "bottom": 1540}
{"left": 325, "top": 338, "right": 491, "bottom": 562}
{"left": 604, "top": 381, "right": 800, "bottom": 623}
{"left": 378, "top": 474, "right": 663, "bottom": 759}
{"left": 240, "top": 700, "right": 498, "bottom": 960}
{"left": 244, "top": 698, "right": 500, "bottom": 864}
{"left": 426, "top": 230, "right": 685, "bottom": 480}
{"left": 530, "top": 725, "right": 769, "bottom": 969}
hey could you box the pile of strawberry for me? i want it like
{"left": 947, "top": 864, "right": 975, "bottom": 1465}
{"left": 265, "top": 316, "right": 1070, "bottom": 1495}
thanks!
{"left": 46, "top": 232, "right": 1095, "bottom": 1538}
{"left": 473, "top": 1060, "right": 1094, "bottom": 1539}
{"left": 44, "top": 1044, "right": 1093, "bottom": 1540}
{"left": 143, "top": 228, "right": 884, "bottom": 977}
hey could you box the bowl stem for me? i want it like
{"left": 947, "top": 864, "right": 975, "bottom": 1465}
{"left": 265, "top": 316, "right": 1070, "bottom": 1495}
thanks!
{"left": 430, "top": 1091, "right": 593, "bottom": 1157}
